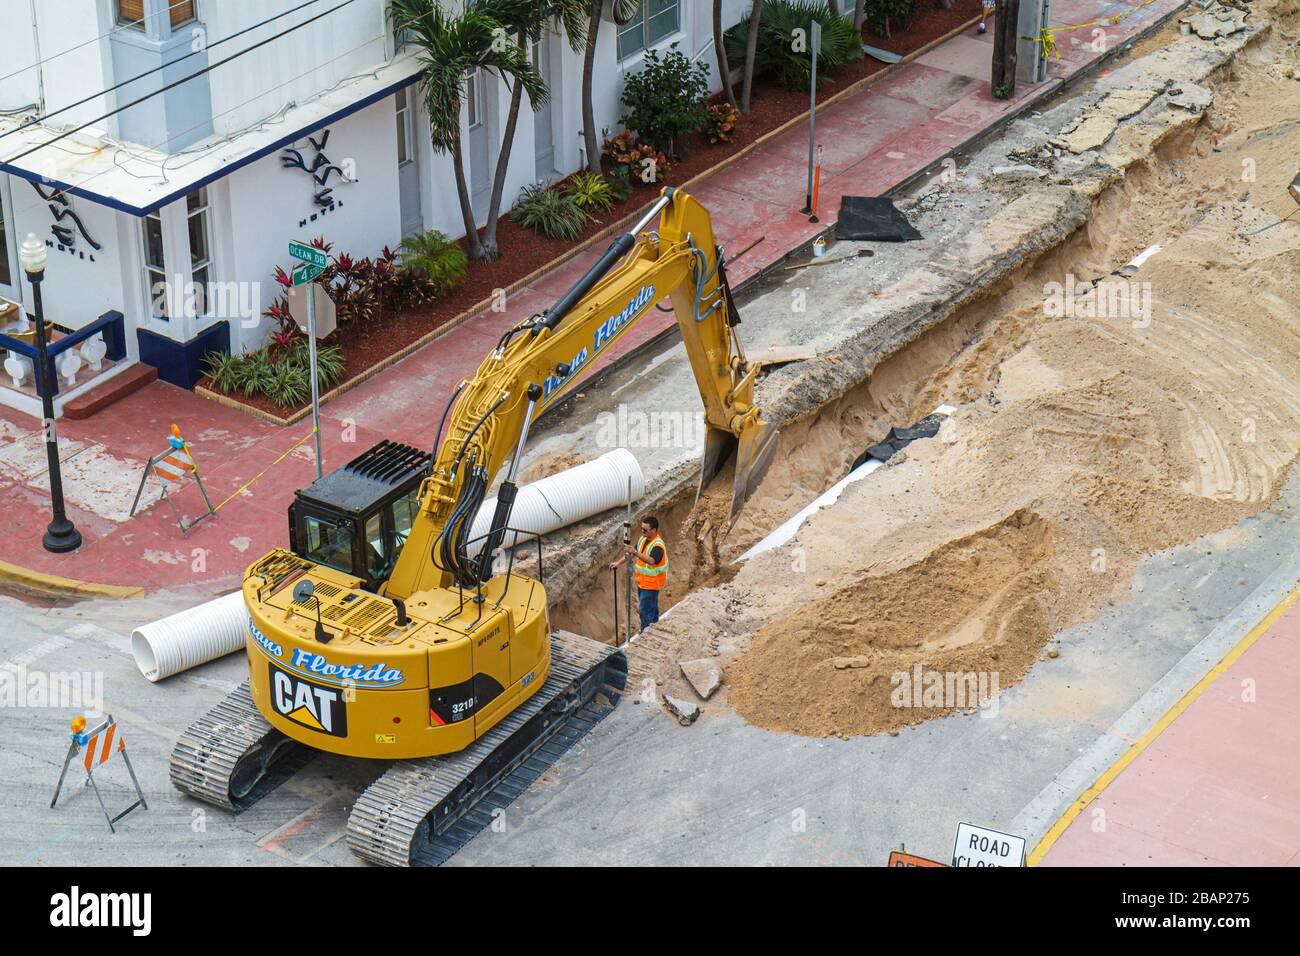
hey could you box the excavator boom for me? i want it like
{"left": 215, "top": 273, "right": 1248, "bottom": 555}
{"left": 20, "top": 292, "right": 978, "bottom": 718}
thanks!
{"left": 386, "top": 186, "right": 774, "bottom": 600}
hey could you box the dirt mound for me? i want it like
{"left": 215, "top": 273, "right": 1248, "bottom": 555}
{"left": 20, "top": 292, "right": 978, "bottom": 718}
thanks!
{"left": 633, "top": 22, "right": 1300, "bottom": 736}
{"left": 728, "top": 510, "right": 1056, "bottom": 736}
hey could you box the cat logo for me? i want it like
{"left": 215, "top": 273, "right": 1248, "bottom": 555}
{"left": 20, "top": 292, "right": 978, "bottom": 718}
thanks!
{"left": 270, "top": 662, "right": 348, "bottom": 737}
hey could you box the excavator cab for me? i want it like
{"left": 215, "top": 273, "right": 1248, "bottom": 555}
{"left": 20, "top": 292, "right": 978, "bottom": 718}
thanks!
{"left": 287, "top": 440, "right": 432, "bottom": 590}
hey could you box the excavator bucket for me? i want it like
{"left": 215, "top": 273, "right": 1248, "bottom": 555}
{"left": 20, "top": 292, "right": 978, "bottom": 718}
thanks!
{"left": 699, "top": 420, "right": 779, "bottom": 526}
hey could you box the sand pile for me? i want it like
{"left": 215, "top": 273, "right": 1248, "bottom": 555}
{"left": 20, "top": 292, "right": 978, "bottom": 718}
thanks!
{"left": 631, "top": 17, "right": 1300, "bottom": 736}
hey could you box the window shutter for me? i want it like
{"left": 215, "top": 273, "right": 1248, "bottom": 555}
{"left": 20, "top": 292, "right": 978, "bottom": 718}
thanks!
{"left": 170, "top": 1, "right": 196, "bottom": 28}
{"left": 117, "top": 0, "right": 146, "bottom": 25}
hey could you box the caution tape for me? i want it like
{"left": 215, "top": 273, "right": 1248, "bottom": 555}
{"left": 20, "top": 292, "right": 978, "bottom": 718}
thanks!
{"left": 1020, "top": 0, "right": 1163, "bottom": 62}
{"left": 212, "top": 426, "right": 319, "bottom": 514}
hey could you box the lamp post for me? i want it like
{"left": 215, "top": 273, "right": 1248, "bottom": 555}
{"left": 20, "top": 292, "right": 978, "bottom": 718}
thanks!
{"left": 19, "top": 234, "right": 82, "bottom": 554}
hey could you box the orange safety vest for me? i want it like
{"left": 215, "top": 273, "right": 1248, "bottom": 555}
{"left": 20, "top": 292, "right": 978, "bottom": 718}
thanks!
{"left": 633, "top": 533, "right": 668, "bottom": 591}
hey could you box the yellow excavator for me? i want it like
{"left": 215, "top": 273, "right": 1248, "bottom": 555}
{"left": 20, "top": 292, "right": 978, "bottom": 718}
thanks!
{"left": 170, "top": 187, "right": 774, "bottom": 865}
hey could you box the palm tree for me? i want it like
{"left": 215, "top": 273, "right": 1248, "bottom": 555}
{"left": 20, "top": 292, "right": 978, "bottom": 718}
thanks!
{"left": 581, "top": 0, "right": 639, "bottom": 174}
{"left": 478, "top": 0, "right": 588, "bottom": 259}
{"left": 740, "top": 1, "right": 764, "bottom": 112}
{"left": 714, "top": 0, "right": 737, "bottom": 109}
{"left": 853, "top": 0, "right": 867, "bottom": 31}
{"left": 389, "top": 0, "right": 546, "bottom": 262}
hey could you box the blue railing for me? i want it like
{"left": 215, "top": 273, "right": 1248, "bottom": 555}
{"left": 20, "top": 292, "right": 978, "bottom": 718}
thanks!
{"left": 0, "top": 310, "right": 127, "bottom": 398}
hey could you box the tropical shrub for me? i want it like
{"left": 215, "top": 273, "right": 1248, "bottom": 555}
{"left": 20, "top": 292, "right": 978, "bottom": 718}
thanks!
{"left": 724, "top": 1, "right": 864, "bottom": 90}
{"left": 564, "top": 171, "right": 618, "bottom": 214}
{"left": 863, "top": 0, "right": 914, "bottom": 39}
{"left": 703, "top": 101, "right": 740, "bottom": 144}
{"left": 203, "top": 342, "right": 345, "bottom": 409}
{"left": 510, "top": 184, "right": 588, "bottom": 241}
{"left": 618, "top": 43, "right": 710, "bottom": 156}
{"left": 601, "top": 130, "right": 673, "bottom": 189}
{"left": 398, "top": 230, "right": 468, "bottom": 296}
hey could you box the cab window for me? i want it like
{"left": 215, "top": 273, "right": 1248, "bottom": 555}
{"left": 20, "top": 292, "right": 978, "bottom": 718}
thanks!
{"left": 390, "top": 488, "right": 420, "bottom": 546}
{"left": 302, "top": 515, "right": 353, "bottom": 573}
{"left": 365, "top": 513, "right": 388, "bottom": 579}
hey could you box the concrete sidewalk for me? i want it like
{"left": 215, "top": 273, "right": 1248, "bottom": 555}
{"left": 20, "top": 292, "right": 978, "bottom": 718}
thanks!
{"left": 0, "top": 0, "right": 1186, "bottom": 596}
{"left": 1039, "top": 594, "right": 1300, "bottom": 866}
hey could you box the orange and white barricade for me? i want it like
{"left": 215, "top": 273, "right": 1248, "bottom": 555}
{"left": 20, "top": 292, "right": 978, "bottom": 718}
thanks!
{"left": 50, "top": 714, "right": 148, "bottom": 831}
{"left": 129, "top": 423, "right": 216, "bottom": 535}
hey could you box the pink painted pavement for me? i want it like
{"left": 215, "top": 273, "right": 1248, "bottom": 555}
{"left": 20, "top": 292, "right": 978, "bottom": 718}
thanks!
{"left": 0, "top": 0, "right": 1185, "bottom": 595}
{"left": 1041, "top": 599, "right": 1300, "bottom": 866}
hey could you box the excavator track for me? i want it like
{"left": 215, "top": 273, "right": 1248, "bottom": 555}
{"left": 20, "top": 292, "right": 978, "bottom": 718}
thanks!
{"left": 346, "top": 631, "right": 627, "bottom": 867}
{"left": 169, "top": 681, "right": 313, "bottom": 811}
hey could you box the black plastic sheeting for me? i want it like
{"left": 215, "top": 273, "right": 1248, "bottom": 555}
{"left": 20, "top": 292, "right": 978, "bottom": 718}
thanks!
{"left": 851, "top": 413, "right": 944, "bottom": 470}
{"left": 835, "top": 196, "right": 923, "bottom": 242}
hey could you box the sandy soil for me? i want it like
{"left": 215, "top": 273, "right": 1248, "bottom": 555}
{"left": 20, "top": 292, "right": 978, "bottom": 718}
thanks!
{"left": 629, "top": 6, "right": 1300, "bottom": 737}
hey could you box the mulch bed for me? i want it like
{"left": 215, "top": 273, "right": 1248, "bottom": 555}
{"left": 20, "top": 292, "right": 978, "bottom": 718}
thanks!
{"left": 200, "top": 0, "right": 982, "bottom": 420}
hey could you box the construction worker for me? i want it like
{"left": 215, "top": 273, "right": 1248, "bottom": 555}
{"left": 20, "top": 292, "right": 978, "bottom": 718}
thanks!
{"left": 609, "top": 515, "right": 668, "bottom": 630}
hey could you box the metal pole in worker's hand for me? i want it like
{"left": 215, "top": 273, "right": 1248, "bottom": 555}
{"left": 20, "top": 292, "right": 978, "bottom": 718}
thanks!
{"left": 802, "top": 18, "right": 821, "bottom": 214}
{"left": 624, "top": 478, "right": 633, "bottom": 643}
{"left": 306, "top": 277, "right": 323, "bottom": 479}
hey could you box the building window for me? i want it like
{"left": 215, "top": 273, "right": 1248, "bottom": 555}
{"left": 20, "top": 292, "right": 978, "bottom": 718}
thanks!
{"left": 117, "top": 0, "right": 146, "bottom": 28}
{"left": 466, "top": 69, "right": 483, "bottom": 130}
{"left": 142, "top": 209, "right": 168, "bottom": 319}
{"left": 117, "top": 1, "right": 196, "bottom": 31}
{"left": 141, "top": 186, "right": 211, "bottom": 322}
{"left": 187, "top": 187, "right": 212, "bottom": 309}
{"left": 396, "top": 88, "right": 413, "bottom": 165}
{"left": 170, "top": 1, "right": 197, "bottom": 28}
{"left": 617, "top": 1, "right": 680, "bottom": 60}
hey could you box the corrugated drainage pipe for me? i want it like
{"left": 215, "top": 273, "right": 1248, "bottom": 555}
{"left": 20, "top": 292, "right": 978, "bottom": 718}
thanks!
{"left": 470, "top": 448, "right": 646, "bottom": 560}
{"left": 132, "top": 591, "right": 247, "bottom": 682}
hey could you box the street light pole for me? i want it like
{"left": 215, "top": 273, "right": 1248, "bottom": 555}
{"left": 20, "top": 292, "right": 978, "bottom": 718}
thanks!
{"left": 19, "top": 234, "right": 82, "bottom": 554}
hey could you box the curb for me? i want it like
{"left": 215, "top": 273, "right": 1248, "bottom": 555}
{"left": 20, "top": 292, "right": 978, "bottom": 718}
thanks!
{"left": 0, "top": 558, "right": 144, "bottom": 601}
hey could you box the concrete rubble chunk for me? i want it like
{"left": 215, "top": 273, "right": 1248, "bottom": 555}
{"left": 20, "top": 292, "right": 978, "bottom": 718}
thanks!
{"left": 662, "top": 694, "right": 700, "bottom": 726}
{"left": 679, "top": 658, "right": 723, "bottom": 699}
{"left": 1184, "top": 6, "right": 1248, "bottom": 39}
{"left": 1166, "top": 84, "right": 1213, "bottom": 111}
{"left": 831, "top": 655, "right": 872, "bottom": 670}
{"left": 1051, "top": 88, "right": 1160, "bottom": 154}
{"left": 991, "top": 164, "right": 1048, "bottom": 181}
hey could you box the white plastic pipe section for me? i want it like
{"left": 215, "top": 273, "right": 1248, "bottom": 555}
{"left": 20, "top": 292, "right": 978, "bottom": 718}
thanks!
{"left": 736, "top": 405, "right": 955, "bottom": 563}
{"left": 470, "top": 448, "right": 646, "bottom": 561}
{"left": 131, "top": 591, "right": 247, "bottom": 682}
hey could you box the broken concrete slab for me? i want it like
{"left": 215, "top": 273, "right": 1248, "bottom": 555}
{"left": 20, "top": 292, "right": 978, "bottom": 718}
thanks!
{"left": 1166, "top": 83, "right": 1214, "bottom": 111}
{"left": 679, "top": 658, "right": 723, "bottom": 699}
{"left": 1183, "top": 5, "right": 1249, "bottom": 39}
{"left": 662, "top": 694, "right": 700, "bottom": 726}
{"left": 1052, "top": 88, "right": 1161, "bottom": 154}
{"left": 990, "top": 164, "right": 1048, "bottom": 181}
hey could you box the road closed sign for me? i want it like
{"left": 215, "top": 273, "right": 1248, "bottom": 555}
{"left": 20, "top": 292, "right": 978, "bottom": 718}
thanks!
{"left": 952, "top": 822, "right": 1026, "bottom": 867}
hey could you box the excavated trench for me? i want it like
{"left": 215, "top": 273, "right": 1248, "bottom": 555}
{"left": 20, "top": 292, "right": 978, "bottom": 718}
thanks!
{"left": 552, "top": 13, "right": 1300, "bottom": 737}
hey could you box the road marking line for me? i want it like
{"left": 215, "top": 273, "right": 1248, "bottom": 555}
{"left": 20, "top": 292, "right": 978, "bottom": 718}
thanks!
{"left": 1027, "top": 586, "right": 1298, "bottom": 866}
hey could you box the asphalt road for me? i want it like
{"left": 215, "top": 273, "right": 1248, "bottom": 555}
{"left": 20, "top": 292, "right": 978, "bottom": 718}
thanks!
{"left": 1, "top": 463, "right": 1293, "bottom": 866}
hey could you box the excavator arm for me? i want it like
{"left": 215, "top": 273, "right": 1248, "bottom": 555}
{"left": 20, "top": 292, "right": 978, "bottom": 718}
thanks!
{"left": 385, "top": 187, "right": 775, "bottom": 600}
